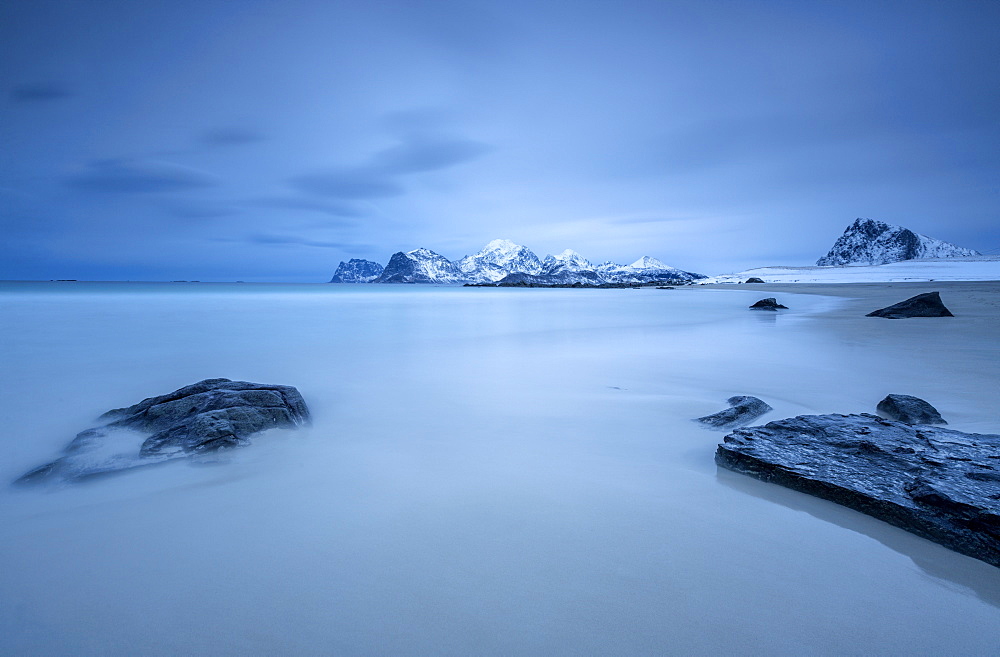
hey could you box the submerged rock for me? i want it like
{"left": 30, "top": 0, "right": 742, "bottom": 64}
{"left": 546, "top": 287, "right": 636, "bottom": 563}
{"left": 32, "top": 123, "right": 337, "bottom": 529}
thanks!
{"left": 16, "top": 378, "right": 310, "bottom": 484}
{"left": 866, "top": 291, "right": 953, "bottom": 319}
{"left": 696, "top": 396, "right": 773, "bottom": 430}
{"left": 716, "top": 413, "right": 1000, "bottom": 568}
{"left": 749, "top": 298, "right": 788, "bottom": 311}
{"left": 877, "top": 394, "right": 947, "bottom": 425}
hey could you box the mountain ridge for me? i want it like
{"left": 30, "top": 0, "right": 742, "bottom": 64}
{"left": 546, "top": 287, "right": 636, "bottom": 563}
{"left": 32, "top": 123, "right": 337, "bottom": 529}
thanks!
{"left": 331, "top": 240, "right": 704, "bottom": 285}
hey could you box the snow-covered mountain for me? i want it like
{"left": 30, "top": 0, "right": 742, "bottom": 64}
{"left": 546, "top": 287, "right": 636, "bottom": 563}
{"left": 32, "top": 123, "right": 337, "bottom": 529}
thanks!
{"left": 337, "top": 240, "right": 704, "bottom": 284}
{"left": 542, "top": 249, "right": 593, "bottom": 275}
{"left": 817, "top": 218, "right": 980, "bottom": 266}
{"left": 597, "top": 256, "right": 703, "bottom": 283}
{"left": 329, "top": 258, "right": 384, "bottom": 283}
{"left": 372, "top": 248, "right": 466, "bottom": 284}
{"left": 457, "top": 239, "right": 543, "bottom": 283}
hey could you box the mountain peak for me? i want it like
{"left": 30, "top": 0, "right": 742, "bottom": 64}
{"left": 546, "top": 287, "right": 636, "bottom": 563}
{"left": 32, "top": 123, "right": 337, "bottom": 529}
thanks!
{"left": 481, "top": 238, "right": 520, "bottom": 254}
{"left": 628, "top": 255, "right": 670, "bottom": 270}
{"left": 817, "top": 218, "right": 979, "bottom": 266}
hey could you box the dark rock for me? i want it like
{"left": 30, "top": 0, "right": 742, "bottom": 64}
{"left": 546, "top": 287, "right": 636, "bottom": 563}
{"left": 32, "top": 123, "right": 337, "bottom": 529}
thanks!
{"left": 696, "top": 396, "right": 773, "bottom": 430}
{"left": 744, "top": 277, "right": 765, "bottom": 283}
{"left": 749, "top": 298, "right": 788, "bottom": 311}
{"left": 329, "top": 258, "right": 383, "bottom": 283}
{"left": 877, "top": 394, "right": 947, "bottom": 425}
{"left": 15, "top": 378, "right": 310, "bottom": 484}
{"left": 865, "top": 291, "right": 954, "bottom": 318}
{"left": 715, "top": 413, "right": 1000, "bottom": 568}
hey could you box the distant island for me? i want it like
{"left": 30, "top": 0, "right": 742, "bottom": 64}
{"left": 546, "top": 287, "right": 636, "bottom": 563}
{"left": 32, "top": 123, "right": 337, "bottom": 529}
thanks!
{"left": 329, "top": 239, "right": 705, "bottom": 285}
{"left": 329, "top": 221, "right": 984, "bottom": 286}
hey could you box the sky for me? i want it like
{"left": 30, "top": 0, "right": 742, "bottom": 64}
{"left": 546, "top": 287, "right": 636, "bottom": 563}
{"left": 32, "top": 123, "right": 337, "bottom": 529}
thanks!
{"left": 1, "top": 0, "right": 998, "bottom": 281}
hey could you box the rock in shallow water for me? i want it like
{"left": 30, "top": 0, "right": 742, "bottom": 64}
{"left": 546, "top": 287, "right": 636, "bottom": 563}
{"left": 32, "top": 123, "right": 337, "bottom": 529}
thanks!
{"left": 715, "top": 413, "right": 1000, "bottom": 568}
{"left": 749, "top": 298, "right": 788, "bottom": 310}
{"left": 16, "top": 378, "right": 310, "bottom": 484}
{"left": 877, "top": 394, "right": 947, "bottom": 425}
{"left": 866, "top": 291, "right": 953, "bottom": 319}
{"left": 696, "top": 396, "right": 773, "bottom": 430}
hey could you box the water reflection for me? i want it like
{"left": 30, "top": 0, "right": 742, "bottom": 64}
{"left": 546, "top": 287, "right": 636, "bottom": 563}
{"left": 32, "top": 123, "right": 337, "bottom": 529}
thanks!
{"left": 716, "top": 467, "right": 1000, "bottom": 608}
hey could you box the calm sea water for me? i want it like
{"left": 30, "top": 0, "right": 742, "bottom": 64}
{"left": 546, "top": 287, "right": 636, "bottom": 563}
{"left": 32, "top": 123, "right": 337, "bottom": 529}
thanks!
{"left": 1, "top": 282, "right": 997, "bottom": 655}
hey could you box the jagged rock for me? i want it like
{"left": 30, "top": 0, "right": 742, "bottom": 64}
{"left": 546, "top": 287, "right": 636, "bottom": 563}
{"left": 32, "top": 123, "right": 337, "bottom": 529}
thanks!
{"left": 329, "top": 258, "right": 383, "bottom": 283}
{"left": 373, "top": 249, "right": 466, "bottom": 284}
{"left": 817, "top": 218, "right": 979, "bottom": 266}
{"left": 744, "top": 277, "right": 765, "bottom": 283}
{"left": 696, "top": 396, "right": 773, "bottom": 430}
{"left": 715, "top": 413, "right": 1000, "bottom": 568}
{"left": 749, "top": 298, "right": 788, "bottom": 310}
{"left": 16, "top": 378, "right": 310, "bottom": 484}
{"left": 877, "top": 394, "right": 947, "bottom": 425}
{"left": 866, "top": 291, "right": 954, "bottom": 318}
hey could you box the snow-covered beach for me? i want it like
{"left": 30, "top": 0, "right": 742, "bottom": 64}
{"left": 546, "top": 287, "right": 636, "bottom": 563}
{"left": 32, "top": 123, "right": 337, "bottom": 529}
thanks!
{"left": 1, "top": 280, "right": 998, "bottom": 655}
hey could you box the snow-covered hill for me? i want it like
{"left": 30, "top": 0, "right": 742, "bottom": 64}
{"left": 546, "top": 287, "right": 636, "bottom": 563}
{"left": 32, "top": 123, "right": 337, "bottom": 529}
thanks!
{"left": 329, "top": 258, "right": 384, "bottom": 283}
{"left": 700, "top": 256, "right": 1000, "bottom": 284}
{"left": 817, "top": 218, "right": 979, "bottom": 266}
{"left": 337, "top": 240, "right": 704, "bottom": 284}
{"left": 372, "top": 248, "right": 466, "bottom": 284}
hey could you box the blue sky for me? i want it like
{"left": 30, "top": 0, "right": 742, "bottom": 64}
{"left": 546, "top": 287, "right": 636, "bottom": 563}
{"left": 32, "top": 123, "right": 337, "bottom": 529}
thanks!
{"left": 2, "top": 0, "right": 998, "bottom": 281}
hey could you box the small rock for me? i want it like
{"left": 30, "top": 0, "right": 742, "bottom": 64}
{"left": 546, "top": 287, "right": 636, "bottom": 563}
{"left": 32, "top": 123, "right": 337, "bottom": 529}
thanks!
{"left": 696, "top": 396, "right": 773, "bottom": 430}
{"left": 744, "top": 277, "right": 765, "bottom": 283}
{"left": 877, "top": 394, "right": 947, "bottom": 425}
{"left": 866, "top": 291, "right": 953, "bottom": 319}
{"left": 749, "top": 298, "right": 788, "bottom": 311}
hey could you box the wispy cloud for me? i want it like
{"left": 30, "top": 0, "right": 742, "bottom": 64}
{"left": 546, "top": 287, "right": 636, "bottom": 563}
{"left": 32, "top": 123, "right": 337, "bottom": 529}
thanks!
{"left": 216, "top": 233, "right": 362, "bottom": 249}
{"left": 65, "top": 159, "right": 218, "bottom": 194}
{"left": 9, "top": 82, "right": 74, "bottom": 103}
{"left": 199, "top": 127, "right": 266, "bottom": 147}
{"left": 247, "top": 196, "right": 362, "bottom": 217}
{"left": 289, "top": 133, "right": 493, "bottom": 200}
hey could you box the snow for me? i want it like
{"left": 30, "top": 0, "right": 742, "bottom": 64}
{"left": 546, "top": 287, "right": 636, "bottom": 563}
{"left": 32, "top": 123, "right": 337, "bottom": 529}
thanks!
{"left": 816, "top": 218, "right": 980, "bottom": 266}
{"left": 702, "top": 256, "right": 1000, "bottom": 284}
{"left": 628, "top": 255, "right": 671, "bottom": 270}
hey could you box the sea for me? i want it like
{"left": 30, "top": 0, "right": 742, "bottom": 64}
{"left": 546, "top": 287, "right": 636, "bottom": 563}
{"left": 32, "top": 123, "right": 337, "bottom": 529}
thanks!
{"left": 1, "top": 281, "right": 997, "bottom": 655}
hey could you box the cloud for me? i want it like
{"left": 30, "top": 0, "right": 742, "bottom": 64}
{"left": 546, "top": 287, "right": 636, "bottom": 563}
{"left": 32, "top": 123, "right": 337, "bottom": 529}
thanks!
{"left": 372, "top": 137, "right": 493, "bottom": 175}
{"left": 10, "top": 82, "right": 74, "bottom": 103}
{"left": 161, "top": 200, "right": 236, "bottom": 219}
{"left": 217, "top": 233, "right": 358, "bottom": 249}
{"left": 248, "top": 196, "right": 362, "bottom": 217}
{"left": 289, "top": 169, "right": 404, "bottom": 199}
{"left": 290, "top": 133, "right": 493, "bottom": 199}
{"left": 65, "top": 159, "right": 218, "bottom": 193}
{"left": 199, "top": 127, "right": 265, "bottom": 147}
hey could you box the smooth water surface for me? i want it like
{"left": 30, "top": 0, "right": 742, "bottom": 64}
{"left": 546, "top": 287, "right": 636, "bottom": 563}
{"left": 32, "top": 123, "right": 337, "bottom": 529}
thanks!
{"left": 1, "top": 282, "right": 997, "bottom": 655}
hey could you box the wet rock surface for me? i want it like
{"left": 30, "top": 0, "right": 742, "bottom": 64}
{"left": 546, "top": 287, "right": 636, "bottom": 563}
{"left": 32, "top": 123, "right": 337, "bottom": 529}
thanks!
{"left": 16, "top": 378, "right": 310, "bottom": 484}
{"left": 696, "top": 396, "right": 773, "bottom": 430}
{"left": 716, "top": 413, "right": 1000, "bottom": 568}
{"left": 877, "top": 394, "right": 947, "bottom": 425}
{"left": 749, "top": 298, "right": 788, "bottom": 310}
{"left": 866, "top": 291, "right": 954, "bottom": 318}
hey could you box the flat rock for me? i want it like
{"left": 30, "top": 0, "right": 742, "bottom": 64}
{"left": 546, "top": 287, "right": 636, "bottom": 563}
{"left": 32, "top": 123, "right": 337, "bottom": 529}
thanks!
{"left": 877, "top": 394, "right": 947, "bottom": 425}
{"left": 749, "top": 298, "right": 788, "bottom": 310}
{"left": 696, "top": 396, "right": 773, "bottom": 430}
{"left": 716, "top": 413, "right": 1000, "bottom": 568}
{"left": 866, "top": 291, "right": 954, "bottom": 318}
{"left": 16, "top": 378, "right": 310, "bottom": 484}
